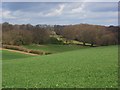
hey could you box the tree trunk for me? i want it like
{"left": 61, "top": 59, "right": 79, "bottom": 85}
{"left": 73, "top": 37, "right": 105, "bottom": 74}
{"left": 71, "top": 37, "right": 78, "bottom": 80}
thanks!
{"left": 83, "top": 42, "right": 86, "bottom": 46}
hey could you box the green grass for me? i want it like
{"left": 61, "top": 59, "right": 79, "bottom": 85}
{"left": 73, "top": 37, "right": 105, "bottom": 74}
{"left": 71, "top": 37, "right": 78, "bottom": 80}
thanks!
{"left": 2, "top": 45, "right": 118, "bottom": 88}
{"left": 23, "top": 44, "right": 89, "bottom": 53}
{"left": 2, "top": 50, "right": 33, "bottom": 60}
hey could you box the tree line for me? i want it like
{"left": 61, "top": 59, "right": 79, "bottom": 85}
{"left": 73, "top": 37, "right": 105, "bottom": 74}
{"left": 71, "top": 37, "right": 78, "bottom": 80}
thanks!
{"left": 2, "top": 22, "right": 119, "bottom": 46}
{"left": 54, "top": 24, "right": 118, "bottom": 46}
{"left": 2, "top": 22, "right": 52, "bottom": 45}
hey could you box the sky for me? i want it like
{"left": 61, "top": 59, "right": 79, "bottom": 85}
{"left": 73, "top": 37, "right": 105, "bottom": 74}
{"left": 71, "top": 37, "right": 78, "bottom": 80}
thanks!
{"left": 1, "top": 2, "right": 118, "bottom": 26}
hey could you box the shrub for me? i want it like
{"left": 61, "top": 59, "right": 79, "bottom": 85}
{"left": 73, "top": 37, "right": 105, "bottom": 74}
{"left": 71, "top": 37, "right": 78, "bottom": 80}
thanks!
{"left": 45, "top": 52, "right": 52, "bottom": 55}
{"left": 3, "top": 45, "right": 28, "bottom": 52}
{"left": 29, "top": 50, "right": 44, "bottom": 55}
{"left": 3, "top": 45, "right": 51, "bottom": 55}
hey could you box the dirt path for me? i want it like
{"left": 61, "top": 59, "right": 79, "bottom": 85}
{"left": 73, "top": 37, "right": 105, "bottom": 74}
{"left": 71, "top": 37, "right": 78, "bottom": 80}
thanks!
{"left": 1, "top": 48, "right": 38, "bottom": 56}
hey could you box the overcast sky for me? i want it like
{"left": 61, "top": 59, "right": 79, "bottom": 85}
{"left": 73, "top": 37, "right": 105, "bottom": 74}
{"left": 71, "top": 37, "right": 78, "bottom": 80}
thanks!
{"left": 1, "top": 2, "right": 118, "bottom": 26}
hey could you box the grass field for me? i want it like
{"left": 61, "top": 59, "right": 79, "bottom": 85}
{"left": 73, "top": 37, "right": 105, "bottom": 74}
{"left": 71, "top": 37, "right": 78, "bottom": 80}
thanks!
{"left": 2, "top": 45, "right": 118, "bottom": 88}
{"left": 2, "top": 50, "right": 33, "bottom": 60}
{"left": 23, "top": 44, "right": 89, "bottom": 53}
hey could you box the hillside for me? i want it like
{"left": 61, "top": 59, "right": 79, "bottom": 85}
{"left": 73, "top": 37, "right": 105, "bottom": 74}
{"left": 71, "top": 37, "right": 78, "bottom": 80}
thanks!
{"left": 3, "top": 46, "right": 118, "bottom": 88}
{"left": 23, "top": 44, "right": 89, "bottom": 53}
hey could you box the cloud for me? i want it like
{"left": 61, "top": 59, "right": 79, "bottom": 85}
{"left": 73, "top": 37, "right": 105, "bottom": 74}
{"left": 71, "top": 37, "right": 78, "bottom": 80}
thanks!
{"left": 71, "top": 2, "right": 85, "bottom": 13}
{"left": 85, "top": 11, "right": 118, "bottom": 19}
{"left": 0, "top": 9, "right": 2, "bottom": 18}
{"left": 104, "top": 19, "right": 117, "bottom": 23}
{"left": 2, "top": 10, "right": 16, "bottom": 19}
{"left": 45, "top": 4, "right": 65, "bottom": 17}
{"left": 84, "top": 2, "right": 118, "bottom": 12}
{"left": 1, "top": 2, "right": 118, "bottom": 26}
{"left": 2, "top": 9, "right": 32, "bottom": 23}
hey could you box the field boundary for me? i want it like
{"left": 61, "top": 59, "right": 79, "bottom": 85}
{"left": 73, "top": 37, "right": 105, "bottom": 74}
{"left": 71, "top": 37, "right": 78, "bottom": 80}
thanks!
{"left": 1, "top": 48, "right": 38, "bottom": 56}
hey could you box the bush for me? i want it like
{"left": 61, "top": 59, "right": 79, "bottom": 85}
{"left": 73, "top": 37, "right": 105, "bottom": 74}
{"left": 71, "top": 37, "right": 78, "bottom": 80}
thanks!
{"left": 3, "top": 45, "right": 28, "bottom": 52}
{"left": 45, "top": 52, "right": 52, "bottom": 55}
{"left": 3, "top": 45, "right": 52, "bottom": 55}
{"left": 29, "top": 50, "right": 44, "bottom": 55}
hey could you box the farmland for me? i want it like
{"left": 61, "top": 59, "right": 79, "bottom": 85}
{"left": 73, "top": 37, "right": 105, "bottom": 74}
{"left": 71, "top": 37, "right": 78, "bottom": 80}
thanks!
{"left": 23, "top": 44, "right": 89, "bottom": 53}
{"left": 1, "top": 2, "right": 119, "bottom": 89}
{"left": 2, "top": 45, "right": 118, "bottom": 88}
{"left": 2, "top": 50, "right": 33, "bottom": 60}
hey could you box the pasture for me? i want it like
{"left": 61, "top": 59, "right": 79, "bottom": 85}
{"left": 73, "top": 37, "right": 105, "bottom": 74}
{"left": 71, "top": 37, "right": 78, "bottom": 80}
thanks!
{"left": 2, "top": 45, "right": 118, "bottom": 88}
{"left": 23, "top": 44, "right": 89, "bottom": 53}
{"left": 2, "top": 50, "right": 33, "bottom": 60}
